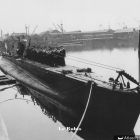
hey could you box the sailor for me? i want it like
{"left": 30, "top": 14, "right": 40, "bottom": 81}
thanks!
{"left": 16, "top": 41, "right": 25, "bottom": 57}
{"left": 38, "top": 50, "right": 43, "bottom": 63}
{"left": 47, "top": 51, "right": 52, "bottom": 66}
{"left": 46, "top": 50, "right": 50, "bottom": 65}
{"left": 50, "top": 49, "right": 55, "bottom": 66}
{"left": 120, "top": 83, "right": 123, "bottom": 90}
{"left": 22, "top": 45, "right": 66, "bottom": 67}
{"left": 59, "top": 46, "right": 66, "bottom": 66}
{"left": 53, "top": 48, "right": 59, "bottom": 66}
{"left": 127, "top": 81, "right": 130, "bottom": 88}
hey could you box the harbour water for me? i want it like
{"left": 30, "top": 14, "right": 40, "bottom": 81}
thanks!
{"left": 0, "top": 47, "right": 139, "bottom": 140}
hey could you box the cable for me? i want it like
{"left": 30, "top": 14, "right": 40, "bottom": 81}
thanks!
{"left": 67, "top": 57, "right": 117, "bottom": 71}
{"left": 49, "top": 52, "right": 123, "bottom": 71}
{"left": 49, "top": 52, "right": 121, "bottom": 71}
{"left": 0, "top": 97, "right": 32, "bottom": 104}
{"left": 0, "top": 73, "right": 16, "bottom": 87}
{"left": 67, "top": 54, "right": 123, "bottom": 71}
{"left": 71, "top": 81, "right": 93, "bottom": 140}
{"left": 0, "top": 76, "right": 19, "bottom": 92}
{"left": 0, "top": 84, "right": 17, "bottom": 92}
{"left": 51, "top": 52, "right": 119, "bottom": 71}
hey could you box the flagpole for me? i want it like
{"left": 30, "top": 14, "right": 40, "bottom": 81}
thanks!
{"left": 138, "top": 30, "right": 140, "bottom": 83}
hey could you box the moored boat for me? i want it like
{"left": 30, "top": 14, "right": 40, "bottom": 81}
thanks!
{"left": 0, "top": 37, "right": 140, "bottom": 140}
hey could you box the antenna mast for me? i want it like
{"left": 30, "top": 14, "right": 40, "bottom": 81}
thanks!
{"left": 1, "top": 30, "right": 3, "bottom": 40}
{"left": 25, "top": 25, "right": 30, "bottom": 36}
{"left": 138, "top": 30, "right": 140, "bottom": 82}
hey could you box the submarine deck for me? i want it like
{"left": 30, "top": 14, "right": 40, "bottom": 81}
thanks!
{"left": 20, "top": 59, "right": 119, "bottom": 90}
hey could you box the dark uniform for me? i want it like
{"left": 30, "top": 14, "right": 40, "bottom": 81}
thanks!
{"left": 16, "top": 42, "right": 25, "bottom": 57}
{"left": 24, "top": 46, "right": 66, "bottom": 67}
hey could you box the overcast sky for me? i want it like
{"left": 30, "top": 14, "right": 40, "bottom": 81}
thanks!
{"left": 0, "top": 0, "right": 140, "bottom": 34}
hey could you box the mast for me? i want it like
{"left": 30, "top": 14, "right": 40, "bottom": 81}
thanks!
{"left": 138, "top": 30, "right": 140, "bottom": 83}
{"left": 25, "top": 25, "right": 28, "bottom": 36}
{"left": 1, "top": 30, "right": 3, "bottom": 40}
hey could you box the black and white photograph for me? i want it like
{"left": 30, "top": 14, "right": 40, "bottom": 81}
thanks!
{"left": 0, "top": 0, "right": 140, "bottom": 140}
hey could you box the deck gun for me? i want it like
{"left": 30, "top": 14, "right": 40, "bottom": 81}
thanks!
{"left": 115, "top": 70, "right": 139, "bottom": 86}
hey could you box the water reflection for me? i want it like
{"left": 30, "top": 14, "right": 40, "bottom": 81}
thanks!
{"left": 0, "top": 84, "right": 82, "bottom": 140}
{"left": 16, "top": 84, "right": 88, "bottom": 139}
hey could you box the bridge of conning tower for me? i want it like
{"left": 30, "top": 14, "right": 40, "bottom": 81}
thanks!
{"left": 23, "top": 46, "right": 66, "bottom": 67}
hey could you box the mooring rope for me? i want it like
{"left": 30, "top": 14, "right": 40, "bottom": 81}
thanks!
{"left": 0, "top": 74, "right": 16, "bottom": 88}
{"left": 0, "top": 97, "right": 32, "bottom": 104}
{"left": 0, "top": 84, "right": 17, "bottom": 92}
{"left": 71, "top": 81, "right": 94, "bottom": 140}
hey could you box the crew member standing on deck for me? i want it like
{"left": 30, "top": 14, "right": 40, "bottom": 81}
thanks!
{"left": 59, "top": 46, "right": 66, "bottom": 66}
{"left": 16, "top": 40, "right": 25, "bottom": 57}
